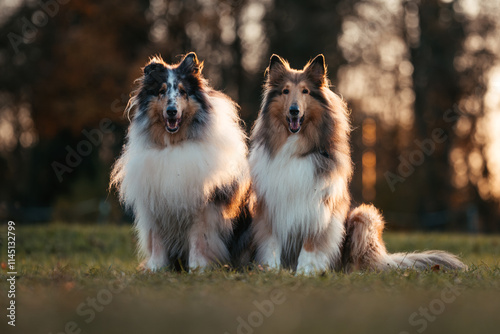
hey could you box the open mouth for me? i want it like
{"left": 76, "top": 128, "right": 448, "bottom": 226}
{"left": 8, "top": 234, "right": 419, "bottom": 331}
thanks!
{"left": 165, "top": 117, "right": 181, "bottom": 133}
{"left": 286, "top": 115, "right": 304, "bottom": 133}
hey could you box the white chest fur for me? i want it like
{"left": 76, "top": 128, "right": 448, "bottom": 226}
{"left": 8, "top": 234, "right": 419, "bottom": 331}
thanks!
{"left": 250, "top": 136, "right": 334, "bottom": 240}
{"left": 119, "top": 122, "right": 248, "bottom": 217}
{"left": 124, "top": 142, "right": 216, "bottom": 212}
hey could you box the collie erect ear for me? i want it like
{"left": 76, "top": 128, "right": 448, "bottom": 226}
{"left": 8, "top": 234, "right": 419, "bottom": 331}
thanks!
{"left": 305, "top": 54, "right": 327, "bottom": 86}
{"left": 179, "top": 52, "right": 203, "bottom": 75}
{"left": 143, "top": 61, "right": 165, "bottom": 77}
{"left": 266, "top": 54, "right": 287, "bottom": 85}
{"left": 143, "top": 60, "right": 167, "bottom": 91}
{"left": 269, "top": 54, "right": 286, "bottom": 71}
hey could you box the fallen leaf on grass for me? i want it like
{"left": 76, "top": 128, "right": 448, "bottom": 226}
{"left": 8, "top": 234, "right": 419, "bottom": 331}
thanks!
{"left": 431, "top": 264, "right": 441, "bottom": 272}
{"left": 64, "top": 281, "right": 75, "bottom": 291}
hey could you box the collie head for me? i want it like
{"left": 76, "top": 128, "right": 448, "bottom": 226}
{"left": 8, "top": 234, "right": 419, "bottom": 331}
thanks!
{"left": 251, "top": 54, "right": 352, "bottom": 176}
{"left": 264, "top": 54, "right": 330, "bottom": 135}
{"left": 127, "top": 52, "right": 212, "bottom": 146}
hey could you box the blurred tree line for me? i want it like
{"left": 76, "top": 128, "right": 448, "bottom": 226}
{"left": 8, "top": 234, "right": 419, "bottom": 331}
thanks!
{"left": 0, "top": 0, "right": 499, "bottom": 231}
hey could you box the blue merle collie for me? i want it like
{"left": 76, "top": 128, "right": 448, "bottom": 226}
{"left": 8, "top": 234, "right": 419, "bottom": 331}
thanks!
{"left": 111, "top": 53, "right": 251, "bottom": 271}
{"left": 249, "top": 54, "right": 467, "bottom": 274}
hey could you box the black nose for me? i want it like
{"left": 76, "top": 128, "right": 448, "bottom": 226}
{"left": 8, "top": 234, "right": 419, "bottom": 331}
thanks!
{"left": 289, "top": 104, "right": 299, "bottom": 117}
{"left": 166, "top": 106, "right": 177, "bottom": 117}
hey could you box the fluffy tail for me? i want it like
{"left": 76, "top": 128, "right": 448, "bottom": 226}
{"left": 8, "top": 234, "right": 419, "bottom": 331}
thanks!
{"left": 342, "top": 204, "right": 467, "bottom": 272}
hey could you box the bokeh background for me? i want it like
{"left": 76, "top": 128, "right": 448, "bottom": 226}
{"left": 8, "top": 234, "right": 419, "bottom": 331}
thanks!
{"left": 1, "top": 0, "right": 499, "bottom": 232}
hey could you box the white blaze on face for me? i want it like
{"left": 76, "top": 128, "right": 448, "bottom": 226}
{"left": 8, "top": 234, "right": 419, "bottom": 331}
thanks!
{"left": 163, "top": 70, "right": 182, "bottom": 133}
{"left": 167, "top": 69, "right": 177, "bottom": 106}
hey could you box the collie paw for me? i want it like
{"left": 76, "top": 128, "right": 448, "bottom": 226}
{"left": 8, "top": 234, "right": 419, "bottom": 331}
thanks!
{"left": 259, "top": 257, "right": 281, "bottom": 272}
{"left": 296, "top": 251, "right": 329, "bottom": 276}
{"left": 189, "top": 266, "right": 209, "bottom": 273}
{"left": 295, "top": 264, "right": 326, "bottom": 276}
{"left": 189, "top": 255, "right": 211, "bottom": 273}
{"left": 260, "top": 263, "right": 281, "bottom": 273}
{"left": 145, "top": 257, "right": 168, "bottom": 272}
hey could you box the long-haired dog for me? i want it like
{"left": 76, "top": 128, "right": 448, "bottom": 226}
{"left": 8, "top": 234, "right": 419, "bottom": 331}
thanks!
{"left": 249, "top": 54, "right": 466, "bottom": 274}
{"left": 110, "top": 52, "right": 251, "bottom": 271}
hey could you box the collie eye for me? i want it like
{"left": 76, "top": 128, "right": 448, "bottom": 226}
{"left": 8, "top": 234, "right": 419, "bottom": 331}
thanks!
{"left": 159, "top": 87, "right": 166, "bottom": 96}
{"left": 179, "top": 88, "right": 187, "bottom": 96}
{"left": 302, "top": 88, "right": 309, "bottom": 94}
{"left": 283, "top": 89, "right": 289, "bottom": 95}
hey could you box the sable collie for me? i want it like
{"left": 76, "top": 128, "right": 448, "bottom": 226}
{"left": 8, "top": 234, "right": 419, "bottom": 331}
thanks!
{"left": 249, "top": 54, "right": 466, "bottom": 274}
{"left": 111, "top": 52, "right": 251, "bottom": 271}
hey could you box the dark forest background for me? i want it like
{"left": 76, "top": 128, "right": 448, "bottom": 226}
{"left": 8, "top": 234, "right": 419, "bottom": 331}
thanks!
{"left": 1, "top": 0, "right": 499, "bottom": 232}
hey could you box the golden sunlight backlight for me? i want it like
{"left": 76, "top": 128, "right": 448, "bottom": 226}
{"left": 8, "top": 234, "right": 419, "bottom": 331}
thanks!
{"left": 479, "top": 66, "right": 500, "bottom": 200}
{"left": 362, "top": 118, "right": 377, "bottom": 201}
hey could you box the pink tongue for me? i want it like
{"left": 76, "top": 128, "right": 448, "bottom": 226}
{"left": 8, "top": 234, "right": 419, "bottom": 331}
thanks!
{"left": 290, "top": 119, "right": 300, "bottom": 131}
{"left": 167, "top": 119, "right": 178, "bottom": 128}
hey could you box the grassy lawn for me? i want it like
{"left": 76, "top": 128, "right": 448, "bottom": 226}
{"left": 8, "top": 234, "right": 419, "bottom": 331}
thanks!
{"left": 1, "top": 224, "right": 499, "bottom": 334}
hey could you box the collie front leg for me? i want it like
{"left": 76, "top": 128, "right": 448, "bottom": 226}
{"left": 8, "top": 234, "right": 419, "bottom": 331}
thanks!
{"left": 135, "top": 206, "right": 168, "bottom": 271}
{"left": 296, "top": 238, "right": 331, "bottom": 275}
{"left": 188, "top": 205, "right": 230, "bottom": 272}
{"left": 146, "top": 228, "right": 168, "bottom": 271}
{"left": 188, "top": 226, "right": 211, "bottom": 271}
{"left": 254, "top": 218, "right": 281, "bottom": 270}
{"left": 296, "top": 222, "right": 343, "bottom": 275}
{"left": 257, "top": 234, "right": 282, "bottom": 270}
{"left": 297, "top": 214, "right": 344, "bottom": 275}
